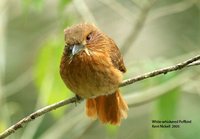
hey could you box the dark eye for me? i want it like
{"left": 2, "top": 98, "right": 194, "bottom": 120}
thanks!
{"left": 68, "top": 46, "right": 73, "bottom": 54}
{"left": 64, "top": 44, "right": 72, "bottom": 54}
{"left": 86, "top": 32, "right": 92, "bottom": 42}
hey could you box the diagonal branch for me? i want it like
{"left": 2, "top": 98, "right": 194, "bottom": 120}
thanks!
{"left": 120, "top": 55, "right": 200, "bottom": 87}
{"left": 0, "top": 55, "right": 200, "bottom": 139}
{"left": 120, "top": 0, "right": 157, "bottom": 55}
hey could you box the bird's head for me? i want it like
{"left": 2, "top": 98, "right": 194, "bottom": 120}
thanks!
{"left": 64, "top": 23, "right": 108, "bottom": 59}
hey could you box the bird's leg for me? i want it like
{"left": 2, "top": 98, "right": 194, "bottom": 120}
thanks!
{"left": 74, "top": 94, "right": 83, "bottom": 106}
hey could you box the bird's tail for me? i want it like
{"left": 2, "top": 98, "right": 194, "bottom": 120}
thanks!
{"left": 86, "top": 89, "right": 128, "bottom": 125}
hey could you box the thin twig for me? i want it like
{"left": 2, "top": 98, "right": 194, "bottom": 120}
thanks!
{"left": 0, "top": 55, "right": 200, "bottom": 139}
{"left": 2, "top": 68, "right": 33, "bottom": 98}
{"left": 187, "top": 60, "right": 200, "bottom": 67}
{"left": 97, "top": 0, "right": 137, "bottom": 23}
{"left": 148, "top": 0, "right": 194, "bottom": 23}
{"left": 120, "top": 0, "right": 157, "bottom": 55}
{"left": 120, "top": 55, "right": 200, "bottom": 87}
{"left": 73, "top": 0, "right": 97, "bottom": 25}
{"left": 0, "top": 97, "right": 79, "bottom": 139}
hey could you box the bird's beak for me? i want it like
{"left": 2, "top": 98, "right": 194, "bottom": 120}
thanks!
{"left": 71, "top": 44, "right": 90, "bottom": 56}
{"left": 72, "top": 44, "right": 84, "bottom": 56}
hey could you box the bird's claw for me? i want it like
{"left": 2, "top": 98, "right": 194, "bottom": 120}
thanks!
{"left": 74, "top": 95, "right": 82, "bottom": 106}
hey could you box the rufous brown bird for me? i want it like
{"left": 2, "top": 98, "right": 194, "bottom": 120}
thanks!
{"left": 60, "top": 23, "right": 128, "bottom": 125}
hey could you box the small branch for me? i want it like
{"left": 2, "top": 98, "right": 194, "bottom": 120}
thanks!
{"left": 120, "top": 55, "right": 200, "bottom": 87}
{"left": 97, "top": 0, "right": 136, "bottom": 23}
{"left": 120, "top": 0, "right": 157, "bottom": 55}
{"left": 73, "top": 0, "right": 97, "bottom": 25}
{"left": 148, "top": 0, "right": 194, "bottom": 23}
{"left": 188, "top": 60, "right": 200, "bottom": 67}
{"left": 0, "top": 97, "right": 79, "bottom": 139}
{"left": 0, "top": 55, "right": 199, "bottom": 139}
{"left": 2, "top": 68, "right": 33, "bottom": 98}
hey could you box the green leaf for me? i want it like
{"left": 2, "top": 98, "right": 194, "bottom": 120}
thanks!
{"left": 34, "top": 37, "right": 72, "bottom": 117}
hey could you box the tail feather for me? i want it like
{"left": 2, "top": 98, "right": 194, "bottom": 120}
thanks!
{"left": 117, "top": 92, "right": 128, "bottom": 118}
{"left": 85, "top": 90, "right": 128, "bottom": 125}
{"left": 86, "top": 98, "right": 97, "bottom": 118}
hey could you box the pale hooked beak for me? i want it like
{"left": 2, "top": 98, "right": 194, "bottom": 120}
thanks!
{"left": 71, "top": 44, "right": 84, "bottom": 55}
{"left": 71, "top": 44, "right": 90, "bottom": 56}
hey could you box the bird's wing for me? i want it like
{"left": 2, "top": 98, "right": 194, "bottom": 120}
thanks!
{"left": 108, "top": 38, "right": 126, "bottom": 73}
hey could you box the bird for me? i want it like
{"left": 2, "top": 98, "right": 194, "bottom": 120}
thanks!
{"left": 60, "top": 23, "right": 128, "bottom": 125}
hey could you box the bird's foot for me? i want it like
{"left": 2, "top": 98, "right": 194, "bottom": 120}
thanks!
{"left": 74, "top": 95, "right": 82, "bottom": 106}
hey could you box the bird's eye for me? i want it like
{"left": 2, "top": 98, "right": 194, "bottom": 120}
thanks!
{"left": 64, "top": 44, "right": 72, "bottom": 54}
{"left": 86, "top": 32, "right": 92, "bottom": 42}
{"left": 68, "top": 46, "right": 73, "bottom": 53}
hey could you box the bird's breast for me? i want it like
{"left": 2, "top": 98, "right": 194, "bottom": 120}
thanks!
{"left": 60, "top": 52, "right": 122, "bottom": 98}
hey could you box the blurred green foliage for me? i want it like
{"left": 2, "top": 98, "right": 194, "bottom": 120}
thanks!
{"left": 22, "top": 0, "right": 45, "bottom": 12}
{"left": 35, "top": 37, "right": 72, "bottom": 116}
{"left": 59, "top": 0, "right": 72, "bottom": 10}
